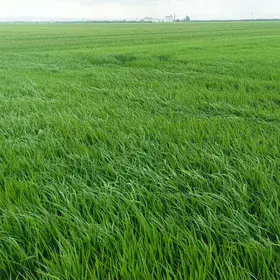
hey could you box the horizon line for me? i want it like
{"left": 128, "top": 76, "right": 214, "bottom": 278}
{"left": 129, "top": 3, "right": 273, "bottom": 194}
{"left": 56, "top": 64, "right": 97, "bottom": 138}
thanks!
{"left": 0, "top": 19, "right": 279, "bottom": 23}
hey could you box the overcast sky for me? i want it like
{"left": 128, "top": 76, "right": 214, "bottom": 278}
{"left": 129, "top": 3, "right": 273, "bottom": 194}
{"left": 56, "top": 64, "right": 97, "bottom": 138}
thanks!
{"left": 0, "top": 0, "right": 279, "bottom": 21}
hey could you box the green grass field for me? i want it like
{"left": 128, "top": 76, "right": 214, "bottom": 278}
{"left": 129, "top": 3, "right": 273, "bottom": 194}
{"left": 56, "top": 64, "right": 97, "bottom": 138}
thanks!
{"left": 0, "top": 21, "right": 280, "bottom": 279}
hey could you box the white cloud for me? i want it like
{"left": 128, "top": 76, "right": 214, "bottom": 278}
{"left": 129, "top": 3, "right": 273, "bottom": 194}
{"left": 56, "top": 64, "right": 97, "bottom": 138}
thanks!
{"left": 0, "top": 0, "right": 279, "bottom": 21}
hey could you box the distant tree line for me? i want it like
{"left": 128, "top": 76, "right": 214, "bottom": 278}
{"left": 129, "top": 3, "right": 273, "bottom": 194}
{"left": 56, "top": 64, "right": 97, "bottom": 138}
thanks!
{"left": 175, "top": 16, "right": 191, "bottom": 22}
{"left": 10, "top": 17, "right": 280, "bottom": 24}
{"left": 191, "top": 18, "right": 280, "bottom": 22}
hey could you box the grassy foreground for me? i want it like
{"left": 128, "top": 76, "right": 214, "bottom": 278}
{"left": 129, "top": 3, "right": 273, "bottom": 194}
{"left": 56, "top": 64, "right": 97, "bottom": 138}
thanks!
{"left": 0, "top": 22, "right": 280, "bottom": 279}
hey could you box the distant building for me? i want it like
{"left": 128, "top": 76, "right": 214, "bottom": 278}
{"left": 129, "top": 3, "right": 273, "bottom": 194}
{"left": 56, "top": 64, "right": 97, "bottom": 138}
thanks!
{"left": 165, "top": 15, "right": 174, "bottom": 22}
{"left": 141, "top": 17, "right": 154, "bottom": 22}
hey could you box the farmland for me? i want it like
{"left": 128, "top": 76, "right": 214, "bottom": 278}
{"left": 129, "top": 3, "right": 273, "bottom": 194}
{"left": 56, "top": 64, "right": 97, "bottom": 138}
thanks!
{"left": 0, "top": 21, "right": 280, "bottom": 279}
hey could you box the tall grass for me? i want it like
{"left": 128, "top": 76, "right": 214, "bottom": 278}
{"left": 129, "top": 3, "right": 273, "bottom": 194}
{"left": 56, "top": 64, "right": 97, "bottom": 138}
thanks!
{"left": 0, "top": 22, "right": 279, "bottom": 279}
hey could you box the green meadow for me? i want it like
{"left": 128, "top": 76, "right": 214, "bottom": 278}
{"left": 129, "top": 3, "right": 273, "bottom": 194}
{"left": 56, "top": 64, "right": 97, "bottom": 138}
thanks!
{"left": 0, "top": 21, "right": 279, "bottom": 279}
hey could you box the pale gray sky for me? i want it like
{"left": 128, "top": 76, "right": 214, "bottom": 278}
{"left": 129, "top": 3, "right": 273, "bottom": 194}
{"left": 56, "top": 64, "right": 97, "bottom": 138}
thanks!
{"left": 0, "top": 0, "right": 279, "bottom": 21}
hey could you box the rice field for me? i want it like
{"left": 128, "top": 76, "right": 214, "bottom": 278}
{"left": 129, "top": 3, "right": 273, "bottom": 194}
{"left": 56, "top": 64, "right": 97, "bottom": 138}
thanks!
{"left": 0, "top": 21, "right": 280, "bottom": 279}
